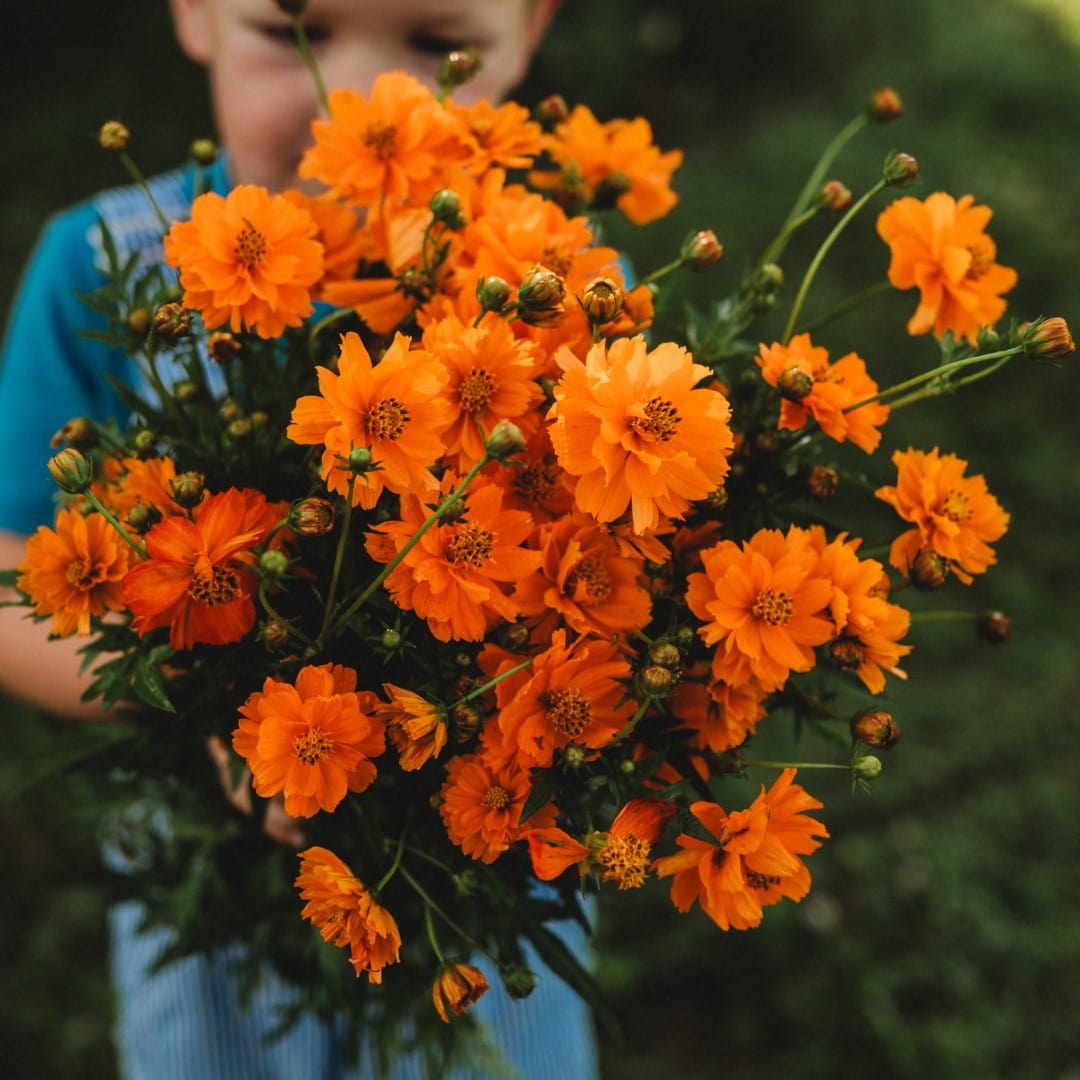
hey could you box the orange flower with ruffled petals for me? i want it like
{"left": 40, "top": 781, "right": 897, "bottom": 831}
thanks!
{"left": 549, "top": 335, "right": 733, "bottom": 535}
{"left": 653, "top": 769, "right": 828, "bottom": 930}
{"left": 376, "top": 684, "right": 448, "bottom": 771}
{"left": 439, "top": 752, "right": 556, "bottom": 863}
{"left": 299, "top": 72, "right": 471, "bottom": 212}
{"left": 164, "top": 185, "right": 323, "bottom": 338}
{"left": 295, "top": 846, "right": 401, "bottom": 983}
{"left": 288, "top": 331, "right": 452, "bottom": 510}
{"left": 364, "top": 473, "right": 541, "bottom": 642}
{"left": 89, "top": 455, "right": 179, "bottom": 523}
{"left": 875, "top": 447, "right": 1009, "bottom": 584}
{"left": 232, "top": 664, "right": 384, "bottom": 818}
{"left": 756, "top": 334, "right": 889, "bottom": 454}
{"left": 17, "top": 507, "right": 131, "bottom": 637}
{"left": 876, "top": 191, "right": 1017, "bottom": 344}
{"left": 432, "top": 961, "right": 490, "bottom": 1023}
{"left": 686, "top": 526, "right": 835, "bottom": 692}
{"left": 122, "top": 487, "right": 282, "bottom": 649}
{"left": 671, "top": 672, "right": 769, "bottom": 754}
{"left": 451, "top": 97, "right": 543, "bottom": 172}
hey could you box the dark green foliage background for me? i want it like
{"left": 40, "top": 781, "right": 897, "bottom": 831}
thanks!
{"left": 2, "top": 2, "right": 1078, "bottom": 1077}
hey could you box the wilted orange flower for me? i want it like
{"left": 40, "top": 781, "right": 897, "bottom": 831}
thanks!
{"left": 548, "top": 335, "right": 734, "bottom": 534}
{"left": 364, "top": 473, "right": 541, "bottom": 642}
{"left": 295, "top": 846, "right": 401, "bottom": 983}
{"left": 123, "top": 487, "right": 282, "bottom": 649}
{"left": 513, "top": 511, "right": 653, "bottom": 642}
{"left": 876, "top": 191, "right": 1018, "bottom": 344}
{"left": 299, "top": 72, "right": 471, "bottom": 212}
{"left": 163, "top": 185, "right": 324, "bottom": 338}
{"left": 232, "top": 664, "right": 385, "bottom": 817}
{"left": 533, "top": 104, "right": 683, "bottom": 225}
{"left": 422, "top": 312, "right": 544, "bottom": 470}
{"left": 439, "top": 752, "right": 556, "bottom": 863}
{"left": 653, "top": 769, "right": 828, "bottom": 930}
{"left": 670, "top": 672, "right": 769, "bottom": 754}
{"left": 376, "top": 684, "right": 447, "bottom": 771}
{"left": 432, "top": 961, "right": 490, "bottom": 1023}
{"left": 685, "top": 526, "right": 835, "bottom": 691}
{"left": 450, "top": 97, "right": 543, "bottom": 172}
{"left": 287, "top": 331, "right": 452, "bottom": 509}
{"left": 494, "top": 630, "right": 636, "bottom": 769}
{"left": 756, "top": 334, "right": 889, "bottom": 454}
{"left": 17, "top": 507, "right": 131, "bottom": 637}
{"left": 875, "top": 447, "right": 1010, "bottom": 584}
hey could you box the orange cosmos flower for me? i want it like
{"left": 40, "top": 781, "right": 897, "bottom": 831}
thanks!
{"left": 876, "top": 191, "right": 1018, "bottom": 344}
{"left": 685, "top": 526, "right": 835, "bottom": 692}
{"left": 875, "top": 447, "right": 1010, "bottom": 584}
{"left": 670, "top": 672, "right": 770, "bottom": 754}
{"left": 122, "top": 487, "right": 282, "bottom": 649}
{"left": 756, "top": 334, "right": 889, "bottom": 454}
{"left": 89, "top": 455, "right": 179, "bottom": 523}
{"left": 548, "top": 335, "right": 734, "bottom": 535}
{"left": 376, "top": 684, "right": 448, "bottom": 771}
{"left": 809, "top": 527, "right": 911, "bottom": 694}
{"left": 287, "top": 331, "right": 452, "bottom": 510}
{"left": 298, "top": 72, "right": 471, "bottom": 212}
{"left": 494, "top": 630, "right": 636, "bottom": 769}
{"left": 281, "top": 188, "right": 367, "bottom": 298}
{"left": 17, "top": 507, "right": 131, "bottom": 637}
{"left": 513, "top": 511, "right": 653, "bottom": 643}
{"left": 489, "top": 427, "right": 575, "bottom": 523}
{"left": 432, "top": 961, "right": 490, "bottom": 1023}
{"left": 232, "top": 664, "right": 385, "bottom": 818}
{"left": 163, "top": 185, "right": 324, "bottom": 338}
{"left": 450, "top": 98, "right": 543, "bottom": 172}
{"left": 439, "top": 752, "right": 556, "bottom": 863}
{"left": 653, "top": 769, "right": 829, "bottom": 930}
{"left": 364, "top": 473, "right": 541, "bottom": 642}
{"left": 532, "top": 104, "right": 683, "bottom": 225}
{"left": 295, "top": 846, "right": 401, "bottom": 983}
{"left": 422, "top": 312, "right": 544, "bottom": 471}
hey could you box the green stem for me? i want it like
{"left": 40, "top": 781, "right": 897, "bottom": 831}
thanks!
{"left": 795, "top": 279, "right": 892, "bottom": 336}
{"left": 784, "top": 112, "right": 870, "bottom": 229}
{"left": 739, "top": 758, "right": 849, "bottom": 771}
{"left": 256, "top": 580, "right": 314, "bottom": 646}
{"left": 883, "top": 356, "right": 1013, "bottom": 412}
{"left": 374, "top": 830, "right": 408, "bottom": 893}
{"left": 450, "top": 656, "right": 534, "bottom": 709}
{"left": 399, "top": 864, "right": 500, "bottom": 967}
{"left": 424, "top": 904, "right": 446, "bottom": 965}
{"left": 638, "top": 256, "right": 684, "bottom": 289}
{"left": 290, "top": 15, "right": 329, "bottom": 112}
{"left": 611, "top": 697, "right": 650, "bottom": 744}
{"left": 316, "top": 474, "right": 356, "bottom": 645}
{"left": 118, "top": 152, "right": 171, "bottom": 232}
{"left": 781, "top": 178, "right": 888, "bottom": 344}
{"left": 907, "top": 610, "right": 976, "bottom": 624}
{"left": 82, "top": 490, "right": 148, "bottom": 560}
{"left": 757, "top": 205, "right": 820, "bottom": 269}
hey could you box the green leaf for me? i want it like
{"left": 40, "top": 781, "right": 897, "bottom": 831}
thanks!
{"left": 519, "top": 767, "right": 560, "bottom": 825}
{"left": 133, "top": 653, "right": 176, "bottom": 713}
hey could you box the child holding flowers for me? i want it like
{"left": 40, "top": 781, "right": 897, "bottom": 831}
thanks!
{"left": 0, "top": 1, "right": 606, "bottom": 1077}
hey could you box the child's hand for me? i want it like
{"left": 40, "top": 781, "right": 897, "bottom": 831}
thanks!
{"left": 207, "top": 735, "right": 305, "bottom": 848}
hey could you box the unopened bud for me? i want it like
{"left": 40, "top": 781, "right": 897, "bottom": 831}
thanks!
{"left": 451, "top": 703, "right": 482, "bottom": 742}
{"left": 776, "top": 365, "right": 814, "bottom": 402}
{"left": 868, "top": 87, "right": 904, "bottom": 122}
{"left": 429, "top": 188, "right": 465, "bottom": 229}
{"left": 563, "top": 744, "right": 588, "bottom": 768}
{"left": 380, "top": 627, "right": 402, "bottom": 650}
{"left": 883, "top": 151, "right": 919, "bottom": 187}
{"left": 190, "top": 138, "right": 218, "bottom": 166}
{"left": 750, "top": 263, "right": 784, "bottom": 293}
{"left": 830, "top": 636, "right": 865, "bottom": 671}
{"left": 909, "top": 549, "right": 949, "bottom": 590}
{"left": 852, "top": 754, "right": 883, "bottom": 781}
{"left": 680, "top": 229, "right": 724, "bottom": 271}
{"left": 127, "top": 307, "right": 151, "bottom": 336}
{"left": 485, "top": 419, "right": 526, "bottom": 460}
{"left": 218, "top": 399, "right": 242, "bottom": 424}
{"left": 476, "top": 275, "right": 513, "bottom": 314}
{"left": 1019, "top": 317, "right": 1074, "bottom": 360}
{"left": 169, "top": 470, "right": 206, "bottom": 509}
{"left": 131, "top": 429, "right": 158, "bottom": 458}
{"left": 47, "top": 448, "right": 94, "bottom": 493}
{"left": 125, "top": 500, "right": 163, "bottom": 534}
{"left": 99, "top": 120, "right": 130, "bottom": 152}
{"left": 152, "top": 302, "right": 192, "bottom": 341}
{"left": 260, "top": 618, "right": 293, "bottom": 650}
{"left": 175, "top": 379, "right": 201, "bottom": 403}
{"left": 807, "top": 465, "right": 839, "bottom": 500}
{"left": 976, "top": 610, "right": 1011, "bottom": 644}
{"left": 649, "top": 641, "right": 682, "bottom": 669}
{"left": 501, "top": 965, "right": 537, "bottom": 1000}
{"left": 501, "top": 620, "right": 532, "bottom": 650}
{"left": 818, "top": 180, "right": 852, "bottom": 212}
{"left": 50, "top": 417, "right": 98, "bottom": 451}
{"left": 289, "top": 496, "right": 335, "bottom": 537}
{"left": 534, "top": 94, "right": 569, "bottom": 130}
{"left": 207, "top": 331, "right": 241, "bottom": 364}
{"left": 438, "top": 496, "right": 467, "bottom": 524}
{"left": 640, "top": 665, "right": 675, "bottom": 696}
{"left": 851, "top": 709, "right": 901, "bottom": 748}
{"left": 518, "top": 264, "right": 566, "bottom": 310}
{"left": 258, "top": 549, "right": 290, "bottom": 579}
{"left": 347, "top": 446, "right": 373, "bottom": 473}
{"left": 579, "top": 277, "right": 624, "bottom": 324}
{"left": 438, "top": 48, "right": 481, "bottom": 90}
{"left": 707, "top": 485, "right": 729, "bottom": 510}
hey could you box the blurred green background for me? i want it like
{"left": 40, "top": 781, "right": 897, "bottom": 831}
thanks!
{"left": 2, "top": 1, "right": 1078, "bottom": 1077}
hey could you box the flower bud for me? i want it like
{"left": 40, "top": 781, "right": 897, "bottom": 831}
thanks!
{"left": 152, "top": 302, "right": 192, "bottom": 341}
{"left": 125, "top": 500, "right": 163, "bottom": 534}
{"left": 563, "top": 744, "right": 588, "bottom": 769}
{"left": 649, "top": 641, "right": 682, "bottom": 669}
{"left": 830, "top": 636, "right": 865, "bottom": 671}
{"left": 485, "top": 419, "right": 527, "bottom": 461}
{"left": 227, "top": 417, "right": 253, "bottom": 441}
{"left": 127, "top": 306, "right": 151, "bottom": 336}
{"left": 851, "top": 709, "right": 901, "bottom": 748}
{"left": 818, "top": 180, "right": 852, "bottom": 212}
{"left": 1019, "top": 317, "right": 1074, "bottom": 360}
{"left": 258, "top": 549, "right": 290, "bottom": 579}
{"left": 169, "top": 470, "right": 206, "bottom": 509}
{"left": 534, "top": 94, "right": 569, "bottom": 130}
{"left": 976, "top": 610, "right": 1011, "bottom": 644}
{"left": 475, "top": 275, "right": 513, "bottom": 314}
{"left": 190, "top": 138, "right": 218, "bottom": 166}
{"left": 260, "top": 618, "right": 293, "bottom": 651}
{"left": 640, "top": 664, "right": 675, "bottom": 696}
{"left": 289, "top": 496, "right": 336, "bottom": 537}
{"left": 131, "top": 429, "right": 158, "bottom": 459}
{"left": 50, "top": 417, "right": 98, "bottom": 451}
{"left": 175, "top": 379, "right": 201, "bottom": 403}
{"left": 518, "top": 264, "right": 566, "bottom": 311}
{"left": 868, "top": 87, "right": 904, "bottom": 122}
{"left": 451, "top": 703, "right": 482, "bottom": 743}
{"left": 438, "top": 48, "right": 481, "bottom": 90}
{"left": 883, "top": 151, "right": 919, "bottom": 187}
{"left": 750, "top": 263, "right": 784, "bottom": 293}
{"left": 806, "top": 465, "right": 839, "bottom": 500}
{"left": 909, "top": 549, "right": 949, "bottom": 590}
{"left": 429, "top": 188, "right": 465, "bottom": 229}
{"left": 207, "top": 331, "right": 241, "bottom": 364}
{"left": 347, "top": 446, "right": 373, "bottom": 473}
{"left": 680, "top": 229, "right": 724, "bottom": 271}
{"left": 776, "top": 366, "right": 814, "bottom": 402}
{"left": 501, "top": 619, "right": 532, "bottom": 651}
{"left": 47, "top": 448, "right": 94, "bottom": 493}
{"left": 579, "top": 277, "right": 624, "bottom": 324}
{"left": 98, "top": 120, "right": 130, "bottom": 152}
{"left": 852, "top": 754, "right": 883, "bottom": 781}
{"left": 707, "top": 485, "right": 729, "bottom": 510}
{"left": 380, "top": 627, "right": 402, "bottom": 650}
{"left": 501, "top": 965, "right": 537, "bottom": 1000}
{"left": 250, "top": 410, "right": 269, "bottom": 430}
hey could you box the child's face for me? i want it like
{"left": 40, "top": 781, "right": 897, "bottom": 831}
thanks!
{"left": 170, "top": 0, "right": 557, "bottom": 192}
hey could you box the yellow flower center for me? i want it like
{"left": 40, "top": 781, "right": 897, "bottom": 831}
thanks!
{"left": 445, "top": 522, "right": 494, "bottom": 567}
{"left": 459, "top": 369, "right": 496, "bottom": 415}
{"left": 745, "top": 868, "right": 783, "bottom": 891}
{"left": 940, "top": 488, "right": 972, "bottom": 522}
{"left": 629, "top": 396, "right": 681, "bottom": 442}
{"left": 65, "top": 558, "right": 105, "bottom": 591}
{"left": 481, "top": 785, "right": 511, "bottom": 810}
{"left": 565, "top": 555, "right": 613, "bottom": 605}
{"left": 293, "top": 726, "right": 333, "bottom": 766}
{"left": 188, "top": 565, "right": 241, "bottom": 606}
{"left": 545, "top": 687, "right": 591, "bottom": 738}
{"left": 366, "top": 398, "right": 410, "bottom": 440}
{"left": 512, "top": 458, "right": 558, "bottom": 505}
{"left": 363, "top": 121, "right": 398, "bottom": 161}
{"left": 234, "top": 224, "right": 267, "bottom": 270}
{"left": 598, "top": 834, "right": 651, "bottom": 889}
{"left": 540, "top": 245, "right": 574, "bottom": 278}
{"left": 966, "top": 236, "right": 995, "bottom": 279}
{"left": 751, "top": 587, "right": 793, "bottom": 625}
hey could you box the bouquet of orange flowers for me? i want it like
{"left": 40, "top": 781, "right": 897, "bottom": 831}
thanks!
{"left": 9, "top": 39, "right": 1072, "bottom": 1069}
